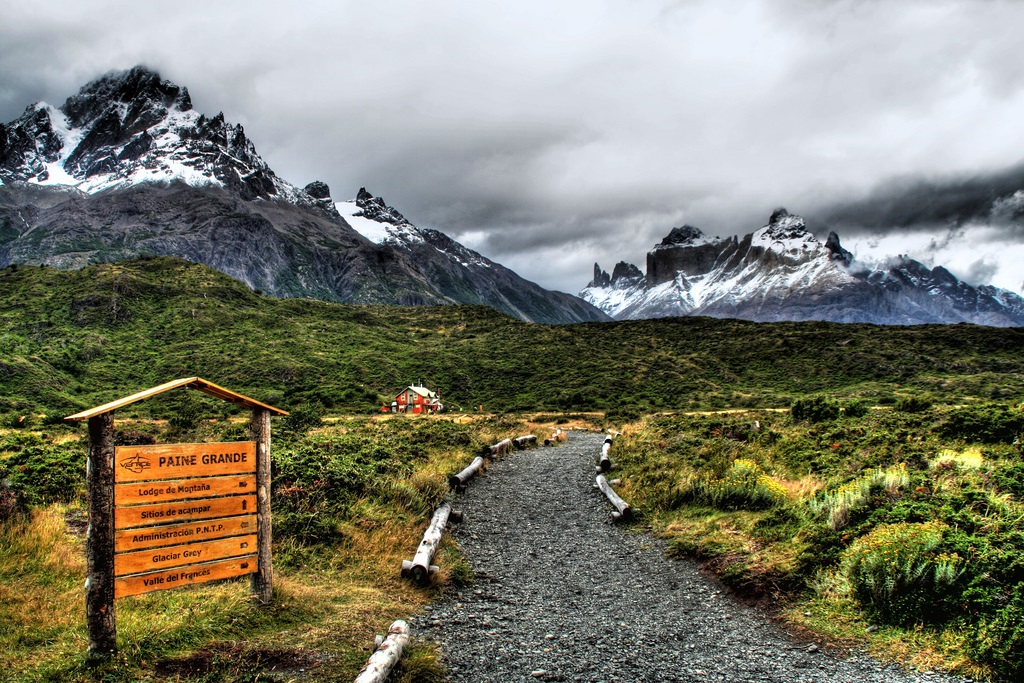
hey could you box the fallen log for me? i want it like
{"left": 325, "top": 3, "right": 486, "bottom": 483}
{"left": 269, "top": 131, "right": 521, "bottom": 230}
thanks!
{"left": 354, "top": 620, "right": 411, "bottom": 683}
{"left": 597, "top": 435, "right": 613, "bottom": 472}
{"left": 513, "top": 434, "right": 537, "bottom": 449}
{"left": 401, "top": 502, "right": 459, "bottom": 583}
{"left": 449, "top": 456, "right": 485, "bottom": 490}
{"left": 543, "top": 429, "right": 564, "bottom": 446}
{"left": 481, "top": 438, "right": 513, "bottom": 458}
{"left": 595, "top": 473, "right": 632, "bottom": 522}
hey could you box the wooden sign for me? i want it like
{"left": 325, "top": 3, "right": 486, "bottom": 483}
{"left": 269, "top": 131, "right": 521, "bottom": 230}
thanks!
{"left": 115, "top": 555, "right": 258, "bottom": 599}
{"left": 115, "top": 494, "right": 256, "bottom": 529}
{"left": 115, "top": 474, "right": 254, "bottom": 506}
{"left": 115, "top": 515, "right": 256, "bottom": 552}
{"left": 68, "top": 378, "right": 285, "bottom": 657}
{"left": 115, "top": 534, "right": 258, "bottom": 576}
{"left": 111, "top": 441, "right": 259, "bottom": 598}
{"left": 115, "top": 442, "right": 255, "bottom": 483}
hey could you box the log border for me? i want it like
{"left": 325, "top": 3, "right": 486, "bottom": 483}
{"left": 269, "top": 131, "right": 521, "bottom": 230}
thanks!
{"left": 401, "top": 502, "right": 461, "bottom": 584}
{"left": 543, "top": 429, "right": 566, "bottom": 446}
{"left": 597, "top": 434, "right": 614, "bottom": 473}
{"left": 595, "top": 473, "right": 633, "bottom": 522}
{"left": 354, "top": 620, "right": 411, "bottom": 683}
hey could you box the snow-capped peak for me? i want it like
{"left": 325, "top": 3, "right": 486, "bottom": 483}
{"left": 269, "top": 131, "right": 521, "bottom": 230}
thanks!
{"left": 336, "top": 188, "right": 426, "bottom": 245}
{"left": 751, "top": 208, "right": 820, "bottom": 254}
{"left": 580, "top": 206, "right": 1024, "bottom": 326}
{"left": 0, "top": 65, "right": 332, "bottom": 209}
{"left": 654, "top": 224, "right": 722, "bottom": 250}
{"left": 336, "top": 188, "right": 500, "bottom": 272}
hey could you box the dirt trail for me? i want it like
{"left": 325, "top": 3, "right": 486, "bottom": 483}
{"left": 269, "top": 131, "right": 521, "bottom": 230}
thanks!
{"left": 415, "top": 431, "right": 965, "bottom": 683}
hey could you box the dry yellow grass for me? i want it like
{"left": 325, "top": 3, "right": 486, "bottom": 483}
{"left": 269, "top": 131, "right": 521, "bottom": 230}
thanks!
{"left": 778, "top": 474, "right": 825, "bottom": 501}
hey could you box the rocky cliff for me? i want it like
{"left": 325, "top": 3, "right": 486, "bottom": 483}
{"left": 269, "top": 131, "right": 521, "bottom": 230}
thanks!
{"left": 581, "top": 209, "right": 1024, "bottom": 326}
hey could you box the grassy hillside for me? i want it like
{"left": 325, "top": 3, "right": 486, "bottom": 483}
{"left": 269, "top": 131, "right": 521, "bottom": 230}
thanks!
{"left": 0, "top": 257, "right": 1022, "bottom": 422}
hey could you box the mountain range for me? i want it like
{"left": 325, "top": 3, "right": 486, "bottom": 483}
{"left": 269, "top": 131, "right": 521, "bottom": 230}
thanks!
{"left": 0, "top": 66, "right": 606, "bottom": 324}
{"left": 580, "top": 208, "right": 1024, "bottom": 326}
{"left": 2, "top": 66, "right": 1021, "bottom": 328}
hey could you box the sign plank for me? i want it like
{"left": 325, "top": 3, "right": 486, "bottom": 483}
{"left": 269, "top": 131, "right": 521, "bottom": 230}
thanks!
{"left": 115, "top": 442, "right": 255, "bottom": 483}
{"left": 115, "top": 495, "right": 255, "bottom": 530}
{"left": 115, "top": 515, "right": 256, "bottom": 553}
{"left": 116, "top": 474, "right": 255, "bottom": 506}
{"left": 115, "top": 534, "right": 257, "bottom": 576}
{"left": 114, "top": 555, "right": 257, "bottom": 598}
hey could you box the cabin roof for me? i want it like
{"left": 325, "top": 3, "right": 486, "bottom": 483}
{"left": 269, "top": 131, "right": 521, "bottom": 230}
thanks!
{"left": 400, "top": 385, "right": 439, "bottom": 399}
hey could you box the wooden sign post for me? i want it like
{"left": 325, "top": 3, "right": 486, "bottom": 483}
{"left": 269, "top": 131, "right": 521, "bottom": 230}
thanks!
{"left": 66, "top": 378, "right": 286, "bottom": 658}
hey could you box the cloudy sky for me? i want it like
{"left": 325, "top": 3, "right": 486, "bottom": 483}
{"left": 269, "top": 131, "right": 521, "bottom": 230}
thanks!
{"left": 2, "top": 0, "right": 1023, "bottom": 294}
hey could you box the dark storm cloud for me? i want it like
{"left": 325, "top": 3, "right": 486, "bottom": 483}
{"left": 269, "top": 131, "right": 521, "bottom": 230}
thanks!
{"left": 2, "top": 0, "right": 1023, "bottom": 293}
{"left": 811, "top": 161, "right": 1024, "bottom": 231}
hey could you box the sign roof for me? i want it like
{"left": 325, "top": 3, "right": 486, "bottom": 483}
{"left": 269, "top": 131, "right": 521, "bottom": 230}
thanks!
{"left": 64, "top": 377, "right": 289, "bottom": 422}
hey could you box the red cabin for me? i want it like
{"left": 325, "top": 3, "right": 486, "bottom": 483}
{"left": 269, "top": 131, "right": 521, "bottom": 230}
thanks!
{"left": 387, "top": 386, "right": 443, "bottom": 414}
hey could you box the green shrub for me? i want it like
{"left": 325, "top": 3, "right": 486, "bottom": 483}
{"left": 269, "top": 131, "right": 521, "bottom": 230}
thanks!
{"left": 809, "top": 464, "right": 908, "bottom": 530}
{"left": 841, "top": 521, "right": 965, "bottom": 625}
{"left": 283, "top": 401, "right": 325, "bottom": 433}
{"left": 605, "top": 406, "right": 643, "bottom": 424}
{"left": 689, "top": 458, "right": 787, "bottom": 510}
{"left": 271, "top": 426, "right": 426, "bottom": 543}
{"left": 970, "top": 582, "right": 1024, "bottom": 679}
{"left": 843, "top": 400, "right": 869, "bottom": 418}
{"left": 992, "top": 461, "right": 1024, "bottom": 499}
{"left": 167, "top": 393, "right": 203, "bottom": 431}
{"left": 0, "top": 434, "right": 82, "bottom": 506}
{"left": 794, "top": 522, "right": 848, "bottom": 576}
{"left": 40, "top": 412, "right": 69, "bottom": 427}
{"left": 895, "top": 396, "right": 932, "bottom": 413}
{"left": 4, "top": 413, "right": 35, "bottom": 429}
{"left": 937, "top": 404, "right": 1024, "bottom": 444}
{"left": 751, "top": 504, "right": 801, "bottom": 542}
{"left": 791, "top": 396, "right": 840, "bottom": 423}
{"left": 115, "top": 429, "right": 157, "bottom": 446}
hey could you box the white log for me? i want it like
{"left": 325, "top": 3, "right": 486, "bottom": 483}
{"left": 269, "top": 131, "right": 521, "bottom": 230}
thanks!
{"left": 514, "top": 434, "right": 537, "bottom": 449}
{"left": 595, "top": 474, "right": 632, "bottom": 522}
{"left": 449, "top": 456, "right": 485, "bottom": 489}
{"left": 405, "top": 503, "right": 452, "bottom": 583}
{"left": 598, "top": 436, "right": 613, "bottom": 472}
{"left": 354, "top": 620, "right": 411, "bottom": 683}
{"left": 543, "top": 429, "right": 564, "bottom": 446}
{"left": 482, "top": 438, "right": 513, "bottom": 458}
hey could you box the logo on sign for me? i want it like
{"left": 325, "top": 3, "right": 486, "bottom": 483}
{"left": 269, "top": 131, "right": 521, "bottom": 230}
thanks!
{"left": 119, "top": 454, "right": 152, "bottom": 474}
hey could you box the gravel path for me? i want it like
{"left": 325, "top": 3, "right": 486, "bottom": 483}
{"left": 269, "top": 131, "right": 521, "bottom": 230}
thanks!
{"left": 415, "top": 432, "right": 969, "bottom": 683}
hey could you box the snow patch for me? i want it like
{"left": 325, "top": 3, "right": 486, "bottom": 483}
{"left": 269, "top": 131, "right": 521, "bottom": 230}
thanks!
{"left": 336, "top": 200, "right": 393, "bottom": 243}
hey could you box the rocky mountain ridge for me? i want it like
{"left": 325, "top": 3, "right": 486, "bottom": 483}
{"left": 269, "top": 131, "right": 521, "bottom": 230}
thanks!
{"left": 0, "top": 66, "right": 605, "bottom": 323}
{"left": 582, "top": 209, "right": 1024, "bottom": 326}
{"left": 336, "top": 188, "right": 606, "bottom": 322}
